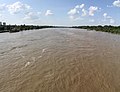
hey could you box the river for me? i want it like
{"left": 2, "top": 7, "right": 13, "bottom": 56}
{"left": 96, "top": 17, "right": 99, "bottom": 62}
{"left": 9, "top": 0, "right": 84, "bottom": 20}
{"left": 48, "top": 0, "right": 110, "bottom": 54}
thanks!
{"left": 0, "top": 28, "right": 120, "bottom": 92}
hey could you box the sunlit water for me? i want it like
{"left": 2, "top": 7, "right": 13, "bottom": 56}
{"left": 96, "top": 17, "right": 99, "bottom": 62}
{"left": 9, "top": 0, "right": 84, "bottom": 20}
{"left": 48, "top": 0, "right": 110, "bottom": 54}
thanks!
{"left": 0, "top": 28, "right": 120, "bottom": 92}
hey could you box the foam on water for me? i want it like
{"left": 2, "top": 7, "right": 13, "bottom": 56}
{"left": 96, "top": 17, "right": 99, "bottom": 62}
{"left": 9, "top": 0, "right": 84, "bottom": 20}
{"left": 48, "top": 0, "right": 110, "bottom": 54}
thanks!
{"left": 25, "top": 62, "right": 30, "bottom": 67}
{"left": 42, "top": 48, "right": 46, "bottom": 53}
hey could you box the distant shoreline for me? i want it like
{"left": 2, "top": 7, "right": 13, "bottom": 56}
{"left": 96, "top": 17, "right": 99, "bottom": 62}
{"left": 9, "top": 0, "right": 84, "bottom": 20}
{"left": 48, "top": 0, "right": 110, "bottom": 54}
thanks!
{"left": 0, "top": 25, "right": 55, "bottom": 33}
{"left": 72, "top": 25, "right": 120, "bottom": 34}
{"left": 0, "top": 25, "right": 120, "bottom": 34}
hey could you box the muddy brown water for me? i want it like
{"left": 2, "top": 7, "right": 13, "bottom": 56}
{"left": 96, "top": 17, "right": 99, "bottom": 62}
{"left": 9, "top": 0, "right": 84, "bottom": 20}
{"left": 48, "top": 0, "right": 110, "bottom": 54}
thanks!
{"left": 0, "top": 28, "right": 120, "bottom": 92}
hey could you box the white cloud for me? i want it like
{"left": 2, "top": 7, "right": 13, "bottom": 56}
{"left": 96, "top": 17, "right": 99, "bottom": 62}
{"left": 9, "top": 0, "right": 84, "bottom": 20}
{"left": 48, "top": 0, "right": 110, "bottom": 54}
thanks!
{"left": 68, "top": 4, "right": 100, "bottom": 22}
{"left": 89, "top": 6, "right": 98, "bottom": 16}
{"left": 103, "top": 13, "right": 107, "bottom": 17}
{"left": 68, "top": 4, "right": 85, "bottom": 15}
{"left": 113, "top": 0, "right": 120, "bottom": 7}
{"left": 68, "top": 4, "right": 86, "bottom": 20}
{"left": 45, "top": 10, "right": 53, "bottom": 16}
{"left": 103, "top": 13, "right": 112, "bottom": 19}
{"left": 80, "top": 4, "right": 85, "bottom": 8}
{"left": 68, "top": 8, "right": 80, "bottom": 21}
{"left": 81, "top": 9, "right": 87, "bottom": 16}
{"left": 75, "top": 4, "right": 85, "bottom": 9}
{"left": 75, "top": 5, "right": 79, "bottom": 9}
{"left": 24, "top": 12, "right": 40, "bottom": 20}
{"left": 7, "top": 1, "right": 31, "bottom": 14}
{"left": 68, "top": 8, "right": 79, "bottom": 15}
{"left": 103, "top": 13, "right": 115, "bottom": 24}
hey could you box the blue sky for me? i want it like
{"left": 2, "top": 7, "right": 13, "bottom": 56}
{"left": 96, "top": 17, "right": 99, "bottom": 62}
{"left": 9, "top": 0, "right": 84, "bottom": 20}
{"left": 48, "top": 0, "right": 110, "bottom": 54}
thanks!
{"left": 0, "top": 0, "right": 120, "bottom": 26}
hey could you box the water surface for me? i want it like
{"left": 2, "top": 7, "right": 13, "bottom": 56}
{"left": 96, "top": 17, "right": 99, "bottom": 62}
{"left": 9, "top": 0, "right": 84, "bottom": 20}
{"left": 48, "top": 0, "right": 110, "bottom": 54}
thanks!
{"left": 0, "top": 28, "right": 120, "bottom": 92}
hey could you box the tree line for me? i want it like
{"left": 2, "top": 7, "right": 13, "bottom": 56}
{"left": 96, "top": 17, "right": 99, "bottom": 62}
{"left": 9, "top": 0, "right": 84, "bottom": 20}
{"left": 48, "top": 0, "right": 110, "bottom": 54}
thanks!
{"left": 1, "top": 24, "right": 120, "bottom": 34}
{"left": 0, "top": 24, "right": 54, "bottom": 33}
{"left": 72, "top": 25, "right": 120, "bottom": 34}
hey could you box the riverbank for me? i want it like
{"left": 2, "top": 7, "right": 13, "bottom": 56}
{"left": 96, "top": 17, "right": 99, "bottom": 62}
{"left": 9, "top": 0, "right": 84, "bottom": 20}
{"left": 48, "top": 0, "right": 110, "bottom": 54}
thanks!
{"left": 0, "top": 25, "right": 54, "bottom": 33}
{"left": 0, "top": 25, "right": 120, "bottom": 35}
{"left": 72, "top": 25, "right": 120, "bottom": 34}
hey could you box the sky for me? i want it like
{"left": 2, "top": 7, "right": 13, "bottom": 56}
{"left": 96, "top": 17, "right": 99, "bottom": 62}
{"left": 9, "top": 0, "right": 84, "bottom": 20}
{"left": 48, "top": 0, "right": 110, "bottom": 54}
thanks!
{"left": 0, "top": 0, "right": 120, "bottom": 26}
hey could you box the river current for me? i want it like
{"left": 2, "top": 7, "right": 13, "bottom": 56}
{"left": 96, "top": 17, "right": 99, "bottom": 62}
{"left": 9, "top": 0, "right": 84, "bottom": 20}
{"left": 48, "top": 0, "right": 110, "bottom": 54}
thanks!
{"left": 0, "top": 28, "right": 120, "bottom": 92}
